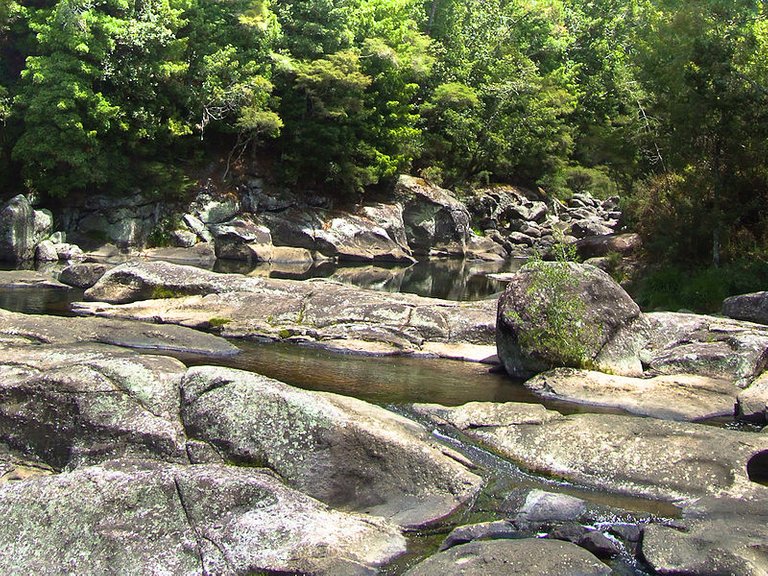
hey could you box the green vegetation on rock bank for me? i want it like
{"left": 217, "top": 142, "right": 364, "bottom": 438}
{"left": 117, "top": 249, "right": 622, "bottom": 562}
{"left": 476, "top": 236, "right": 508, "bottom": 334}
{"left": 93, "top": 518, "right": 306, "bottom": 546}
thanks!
{"left": 1, "top": 0, "right": 768, "bottom": 268}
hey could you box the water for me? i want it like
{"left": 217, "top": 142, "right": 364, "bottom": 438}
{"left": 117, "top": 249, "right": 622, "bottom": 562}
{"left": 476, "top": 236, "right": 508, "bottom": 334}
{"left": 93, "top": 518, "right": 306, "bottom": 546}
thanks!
{"left": 214, "top": 257, "right": 527, "bottom": 301}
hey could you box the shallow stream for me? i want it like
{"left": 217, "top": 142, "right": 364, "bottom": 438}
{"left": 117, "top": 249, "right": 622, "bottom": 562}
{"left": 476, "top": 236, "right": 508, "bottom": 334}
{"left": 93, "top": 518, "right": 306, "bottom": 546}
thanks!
{"left": 2, "top": 257, "right": 687, "bottom": 574}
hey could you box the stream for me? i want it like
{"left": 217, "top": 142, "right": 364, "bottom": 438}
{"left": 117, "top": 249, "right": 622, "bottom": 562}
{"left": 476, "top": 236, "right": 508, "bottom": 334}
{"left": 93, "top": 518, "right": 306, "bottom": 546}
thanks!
{"left": 1, "top": 256, "right": 682, "bottom": 574}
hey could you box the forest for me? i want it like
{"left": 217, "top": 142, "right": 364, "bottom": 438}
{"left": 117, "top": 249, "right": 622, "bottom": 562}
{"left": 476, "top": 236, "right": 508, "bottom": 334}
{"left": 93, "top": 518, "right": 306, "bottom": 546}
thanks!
{"left": 1, "top": 0, "right": 768, "bottom": 271}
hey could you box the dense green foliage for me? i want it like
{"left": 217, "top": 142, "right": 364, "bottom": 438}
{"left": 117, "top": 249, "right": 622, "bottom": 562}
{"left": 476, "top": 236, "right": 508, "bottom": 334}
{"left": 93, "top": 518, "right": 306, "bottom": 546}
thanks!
{"left": 1, "top": 0, "right": 767, "bottom": 265}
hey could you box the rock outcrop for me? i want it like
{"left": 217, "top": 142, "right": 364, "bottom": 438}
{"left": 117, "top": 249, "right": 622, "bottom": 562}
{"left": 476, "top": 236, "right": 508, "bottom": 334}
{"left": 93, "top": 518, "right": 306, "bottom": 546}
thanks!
{"left": 403, "top": 538, "right": 611, "bottom": 576}
{"left": 0, "top": 459, "right": 406, "bottom": 575}
{"left": 0, "top": 195, "right": 35, "bottom": 262}
{"left": 75, "top": 260, "right": 499, "bottom": 361}
{"left": 181, "top": 365, "right": 482, "bottom": 528}
{"left": 496, "top": 261, "right": 645, "bottom": 378}
{"left": 723, "top": 291, "right": 768, "bottom": 326}
{"left": 524, "top": 368, "right": 739, "bottom": 421}
{"left": 414, "top": 402, "right": 768, "bottom": 503}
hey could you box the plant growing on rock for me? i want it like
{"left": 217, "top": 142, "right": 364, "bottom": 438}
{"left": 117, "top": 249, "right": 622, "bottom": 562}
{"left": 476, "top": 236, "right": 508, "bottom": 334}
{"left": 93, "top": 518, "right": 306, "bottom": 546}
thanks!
{"left": 506, "top": 257, "right": 601, "bottom": 369}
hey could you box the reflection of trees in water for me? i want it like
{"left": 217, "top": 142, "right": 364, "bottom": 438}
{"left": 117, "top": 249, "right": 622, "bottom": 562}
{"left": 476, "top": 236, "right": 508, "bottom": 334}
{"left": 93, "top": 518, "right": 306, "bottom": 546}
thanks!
{"left": 212, "top": 257, "right": 526, "bottom": 300}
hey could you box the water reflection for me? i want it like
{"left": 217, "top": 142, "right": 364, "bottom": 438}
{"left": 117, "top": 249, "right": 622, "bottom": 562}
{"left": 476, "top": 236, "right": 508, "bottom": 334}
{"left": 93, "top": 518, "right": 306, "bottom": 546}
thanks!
{"left": 215, "top": 257, "right": 527, "bottom": 301}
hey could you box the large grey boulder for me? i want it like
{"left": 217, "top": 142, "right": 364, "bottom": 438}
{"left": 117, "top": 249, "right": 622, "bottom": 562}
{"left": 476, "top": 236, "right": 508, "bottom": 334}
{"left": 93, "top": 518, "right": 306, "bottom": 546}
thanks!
{"left": 723, "top": 291, "right": 768, "bottom": 326}
{"left": 0, "top": 195, "right": 35, "bottom": 262}
{"left": 0, "top": 459, "right": 406, "bottom": 575}
{"left": 414, "top": 402, "right": 768, "bottom": 503}
{"left": 396, "top": 175, "right": 471, "bottom": 256}
{"left": 0, "top": 343, "right": 187, "bottom": 469}
{"left": 642, "top": 312, "right": 768, "bottom": 387}
{"left": 263, "top": 207, "right": 414, "bottom": 263}
{"left": 524, "top": 368, "right": 739, "bottom": 421}
{"left": 403, "top": 538, "right": 610, "bottom": 576}
{"left": 59, "top": 262, "right": 111, "bottom": 289}
{"left": 496, "top": 261, "right": 645, "bottom": 378}
{"left": 574, "top": 232, "right": 642, "bottom": 259}
{"left": 181, "top": 366, "right": 483, "bottom": 528}
{"left": 210, "top": 215, "right": 274, "bottom": 262}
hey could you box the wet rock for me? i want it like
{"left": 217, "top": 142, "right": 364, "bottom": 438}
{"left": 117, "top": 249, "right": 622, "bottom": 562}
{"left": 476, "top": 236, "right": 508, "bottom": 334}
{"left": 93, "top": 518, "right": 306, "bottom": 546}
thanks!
{"left": 547, "top": 527, "right": 622, "bottom": 559}
{"left": 403, "top": 538, "right": 611, "bottom": 576}
{"left": 0, "top": 194, "right": 35, "bottom": 262}
{"left": 0, "top": 343, "right": 187, "bottom": 469}
{"left": 181, "top": 366, "right": 482, "bottom": 528}
{"left": 0, "top": 459, "right": 406, "bottom": 575}
{"left": 516, "top": 489, "right": 587, "bottom": 524}
{"left": 643, "top": 312, "right": 768, "bottom": 387}
{"left": 738, "top": 371, "right": 768, "bottom": 421}
{"left": 76, "top": 260, "right": 498, "bottom": 361}
{"left": 723, "top": 291, "right": 768, "bottom": 326}
{"left": 496, "top": 262, "right": 644, "bottom": 378}
{"left": 414, "top": 402, "right": 768, "bottom": 503}
{"left": 524, "top": 368, "right": 739, "bottom": 421}
{"left": 439, "top": 520, "right": 518, "bottom": 551}
{"left": 59, "top": 262, "right": 111, "bottom": 289}
{"left": 0, "top": 307, "right": 239, "bottom": 356}
{"left": 396, "top": 175, "right": 470, "bottom": 256}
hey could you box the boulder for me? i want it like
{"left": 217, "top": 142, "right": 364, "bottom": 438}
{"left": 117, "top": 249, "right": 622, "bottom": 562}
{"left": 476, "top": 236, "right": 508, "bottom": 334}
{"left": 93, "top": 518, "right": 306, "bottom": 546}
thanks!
{"left": 414, "top": 402, "right": 768, "bottom": 503}
{"left": 0, "top": 342, "right": 188, "bottom": 469}
{"left": 263, "top": 207, "right": 413, "bottom": 263}
{"left": 181, "top": 366, "right": 483, "bottom": 528}
{"left": 83, "top": 259, "right": 266, "bottom": 304}
{"left": 396, "top": 175, "right": 470, "bottom": 256}
{"left": 54, "top": 242, "right": 85, "bottom": 261}
{"left": 515, "top": 489, "right": 587, "bottom": 524}
{"left": 32, "top": 208, "right": 54, "bottom": 245}
{"left": 574, "top": 232, "right": 642, "bottom": 259}
{"left": 496, "top": 261, "right": 645, "bottom": 378}
{"left": 403, "top": 538, "right": 611, "bottom": 576}
{"left": 641, "top": 496, "right": 768, "bottom": 576}
{"left": 439, "top": 520, "right": 518, "bottom": 551}
{"left": 0, "top": 194, "right": 35, "bottom": 262}
{"left": 169, "top": 228, "right": 198, "bottom": 248}
{"left": 34, "top": 240, "right": 58, "bottom": 262}
{"left": 723, "top": 291, "right": 768, "bottom": 326}
{"left": 524, "top": 368, "right": 739, "bottom": 421}
{"left": 0, "top": 459, "right": 406, "bottom": 575}
{"left": 192, "top": 192, "right": 241, "bottom": 225}
{"left": 642, "top": 312, "right": 768, "bottom": 387}
{"left": 182, "top": 213, "right": 214, "bottom": 243}
{"left": 59, "top": 262, "right": 111, "bottom": 289}
{"left": 210, "top": 216, "right": 273, "bottom": 261}
{"left": 738, "top": 371, "right": 768, "bottom": 421}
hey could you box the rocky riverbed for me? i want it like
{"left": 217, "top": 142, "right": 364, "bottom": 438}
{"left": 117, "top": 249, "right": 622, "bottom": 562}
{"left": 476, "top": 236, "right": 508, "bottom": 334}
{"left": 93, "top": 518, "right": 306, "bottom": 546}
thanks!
{"left": 0, "top": 254, "right": 767, "bottom": 575}
{"left": 2, "top": 174, "right": 768, "bottom": 574}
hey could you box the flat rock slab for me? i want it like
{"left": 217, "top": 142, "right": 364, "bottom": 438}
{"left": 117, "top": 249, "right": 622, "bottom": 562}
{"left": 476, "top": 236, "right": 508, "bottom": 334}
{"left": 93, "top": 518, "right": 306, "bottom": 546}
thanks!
{"left": 414, "top": 402, "right": 768, "bottom": 504}
{"left": 0, "top": 459, "right": 406, "bottom": 575}
{"left": 643, "top": 312, "right": 768, "bottom": 387}
{"left": 0, "top": 269, "right": 72, "bottom": 291}
{"left": 0, "top": 307, "right": 239, "bottom": 356}
{"left": 642, "top": 496, "right": 768, "bottom": 576}
{"left": 524, "top": 368, "right": 739, "bottom": 421}
{"left": 74, "top": 260, "right": 498, "bottom": 361}
{"left": 181, "top": 366, "right": 483, "bottom": 528}
{"left": 402, "top": 538, "right": 610, "bottom": 576}
{"left": 0, "top": 342, "right": 188, "bottom": 469}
